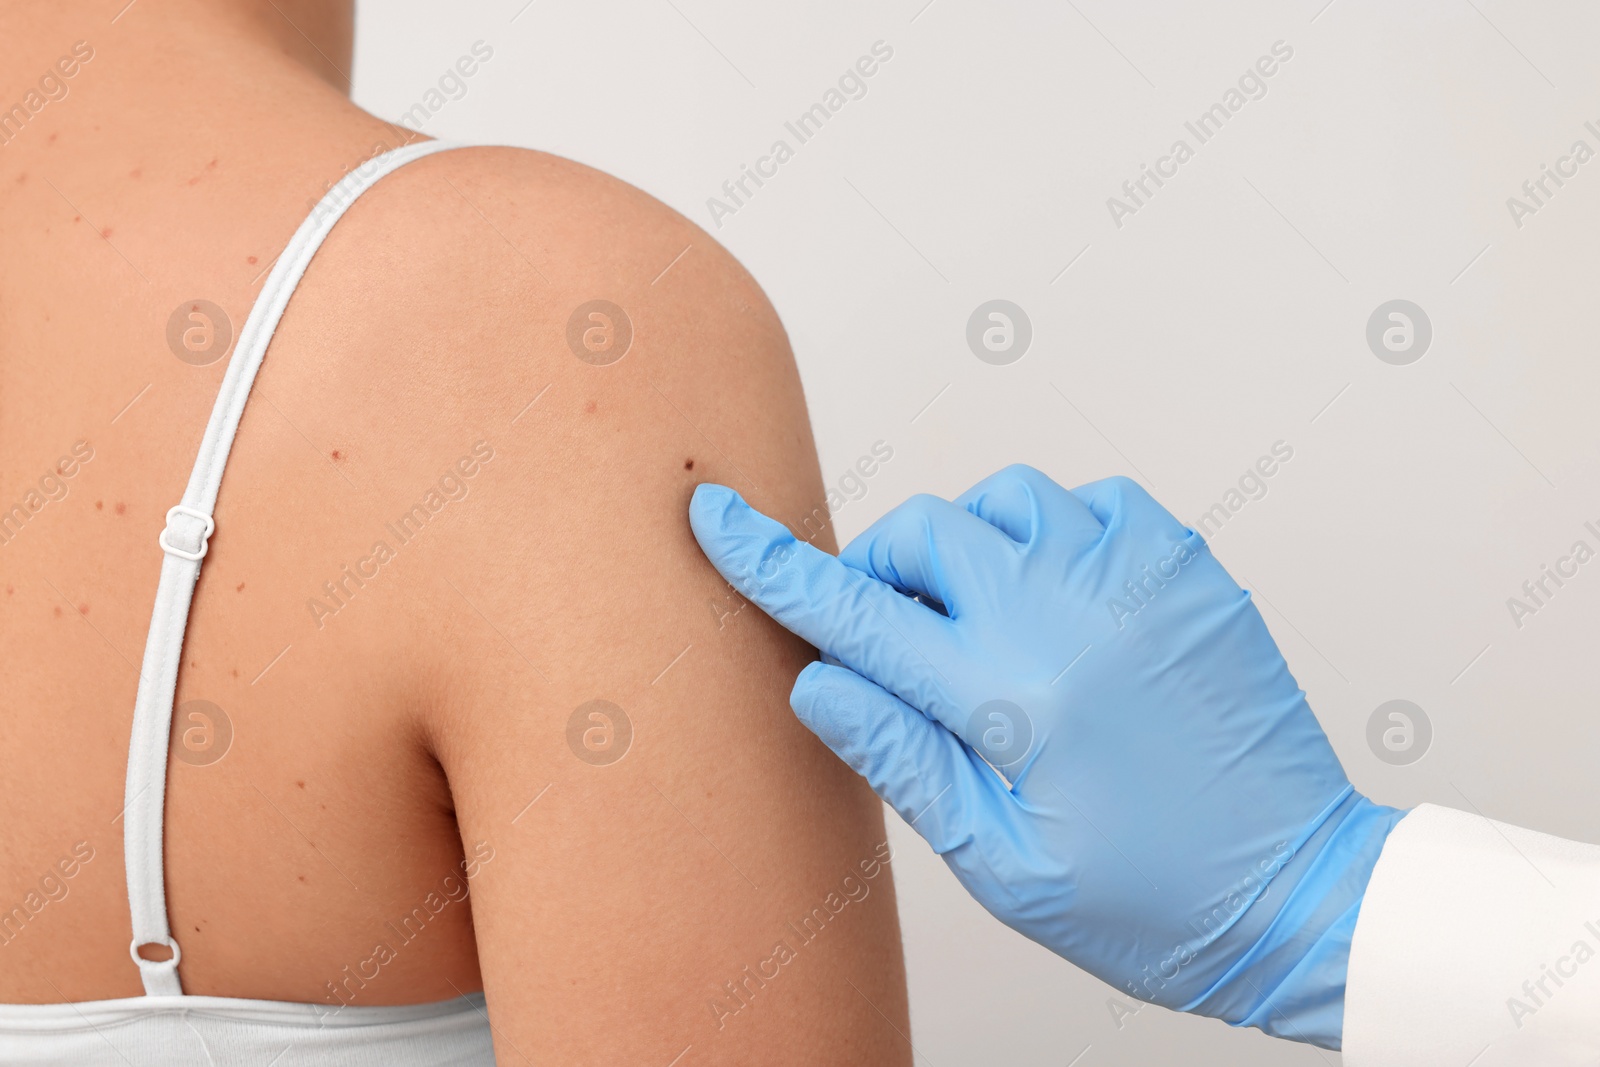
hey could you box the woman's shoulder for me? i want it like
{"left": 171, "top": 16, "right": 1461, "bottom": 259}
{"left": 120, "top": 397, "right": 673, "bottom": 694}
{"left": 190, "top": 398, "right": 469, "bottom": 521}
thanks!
{"left": 262, "top": 136, "right": 816, "bottom": 702}
{"left": 290, "top": 139, "right": 795, "bottom": 447}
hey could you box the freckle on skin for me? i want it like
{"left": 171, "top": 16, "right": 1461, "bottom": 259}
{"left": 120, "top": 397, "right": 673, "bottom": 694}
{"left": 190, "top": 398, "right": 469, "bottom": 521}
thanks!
{"left": 53, "top": 606, "right": 62, "bottom": 617}
{"left": 100, "top": 227, "right": 113, "bottom": 239}
{"left": 296, "top": 780, "right": 306, "bottom": 789}
{"left": 78, "top": 604, "right": 89, "bottom": 615}
{"left": 236, "top": 582, "right": 245, "bottom": 592}
{"left": 95, "top": 500, "right": 103, "bottom": 510}
{"left": 331, "top": 450, "right": 341, "bottom": 461}
{"left": 684, "top": 458, "right": 695, "bottom": 470}
{"left": 130, "top": 169, "right": 141, "bottom": 179}
{"left": 230, "top": 668, "right": 238, "bottom": 678}
{"left": 585, "top": 400, "right": 597, "bottom": 414}
{"left": 247, "top": 255, "right": 258, "bottom": 265}
{"left": 115, "top": 502, "right": 126, "bottom": 515}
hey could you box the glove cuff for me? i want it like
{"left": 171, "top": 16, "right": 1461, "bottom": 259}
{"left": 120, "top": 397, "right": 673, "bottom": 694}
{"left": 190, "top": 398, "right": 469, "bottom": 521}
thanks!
{"left": 1189, "top": 793, "right": 1408, "bottom": 1048}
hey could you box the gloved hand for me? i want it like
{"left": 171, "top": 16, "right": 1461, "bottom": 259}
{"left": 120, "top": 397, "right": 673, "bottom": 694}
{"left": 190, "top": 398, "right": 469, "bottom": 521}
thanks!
{"left": 689, "top": 466, "right": 1405, "bottom": 1049}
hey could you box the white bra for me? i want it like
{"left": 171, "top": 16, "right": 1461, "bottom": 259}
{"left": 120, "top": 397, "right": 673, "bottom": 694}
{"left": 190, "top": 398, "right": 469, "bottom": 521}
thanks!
{"left": 0, "top": 141, "right": 495, "bottom": 1066}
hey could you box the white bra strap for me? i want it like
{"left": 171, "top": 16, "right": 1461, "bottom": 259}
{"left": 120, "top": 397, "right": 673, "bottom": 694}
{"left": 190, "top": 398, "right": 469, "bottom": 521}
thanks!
{"left": 124, "top": 139, "right": 463, "bottom": 996}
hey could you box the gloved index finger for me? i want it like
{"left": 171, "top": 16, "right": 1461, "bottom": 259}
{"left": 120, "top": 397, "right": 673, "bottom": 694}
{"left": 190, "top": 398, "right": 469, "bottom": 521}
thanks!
{"left": 689, "top": 483, "right": 963, "bottom": 728}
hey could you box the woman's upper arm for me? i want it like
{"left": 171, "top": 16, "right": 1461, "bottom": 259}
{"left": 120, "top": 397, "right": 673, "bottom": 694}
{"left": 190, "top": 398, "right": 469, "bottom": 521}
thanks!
{"left": 391, "top": 148, "right": 911, "bottom": 1065}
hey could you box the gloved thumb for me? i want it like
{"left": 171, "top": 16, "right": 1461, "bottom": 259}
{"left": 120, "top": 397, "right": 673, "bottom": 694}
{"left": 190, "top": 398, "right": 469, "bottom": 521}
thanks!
{"left": 789, "top": 662, "right": 1015, "bottom": 858}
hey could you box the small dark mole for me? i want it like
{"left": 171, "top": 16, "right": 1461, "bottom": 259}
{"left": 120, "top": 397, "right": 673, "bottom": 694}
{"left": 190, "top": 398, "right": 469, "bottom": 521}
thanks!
{"left": 298, "top": 874, "right": 307, "bottom": 883}
{"left": 194, "top": 925, "right": 200, "bottom": 932}
{"left": 296, "top": 780, "right": 306, "bottom": 789}
{"left": 684, "top": 458, "right": 695, "bottom": 470}
{"left": 53, "top": 605, "right": 62, "bottom": 617}
{"left": 331, "top": 449, "right": 342, "bottom": 461}
{"left": 189, "top": 659, "right": 197, "bottom": 668}
{"left": 230, "top": 668, "right": 239, "bottom": 678}
{"left": 236, "top": 582, "right": 245, "bottom": 592}
{"left": 584, "top": 399, "right": 597, "bottom": 414}
{"left": 247, "top": 255, "right": 258, "bottom": 265}
{"left": 77, "top": 603, "right": 89, "bottom": 615}
{"left": 114, "top": 502, "right": 126, "bottom": 515}
{"left": 95, "top": 500, "right": 103, "bottom": 510}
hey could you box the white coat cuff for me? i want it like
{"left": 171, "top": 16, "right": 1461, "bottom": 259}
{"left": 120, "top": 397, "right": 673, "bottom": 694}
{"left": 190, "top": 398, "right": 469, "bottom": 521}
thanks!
{"left": 1344, "top": 803, "right": 1600, "bottom": 1065}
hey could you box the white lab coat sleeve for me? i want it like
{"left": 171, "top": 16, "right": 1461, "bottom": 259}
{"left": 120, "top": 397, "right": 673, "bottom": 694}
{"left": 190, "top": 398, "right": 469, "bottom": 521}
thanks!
{"left": 1343, "top": 803, "right": 1600, "bottom": 1065}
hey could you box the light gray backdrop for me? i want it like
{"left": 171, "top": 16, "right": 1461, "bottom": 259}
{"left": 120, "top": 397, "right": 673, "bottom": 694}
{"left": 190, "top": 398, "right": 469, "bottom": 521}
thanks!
{"left": 355, "top": 3, "right": 1600, "bottom": 1063}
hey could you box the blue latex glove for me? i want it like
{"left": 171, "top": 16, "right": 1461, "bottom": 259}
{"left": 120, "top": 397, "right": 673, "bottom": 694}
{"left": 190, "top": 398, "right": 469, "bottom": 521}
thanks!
{"left": 689, "top": 467, "right": 1405, "bottom": 1049}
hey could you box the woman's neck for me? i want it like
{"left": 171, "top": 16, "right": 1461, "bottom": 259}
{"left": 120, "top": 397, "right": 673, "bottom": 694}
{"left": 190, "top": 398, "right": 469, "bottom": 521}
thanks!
{"left": 0, "top": 0, "right": 353, "bottom": 93}
{"left": 0, "top": 0, "right": 367, "bottom": 170}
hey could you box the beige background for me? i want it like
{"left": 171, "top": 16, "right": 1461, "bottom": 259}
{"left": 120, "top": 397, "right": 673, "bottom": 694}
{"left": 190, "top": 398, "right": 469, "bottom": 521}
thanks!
{"left": 355, "top": 2, "right": 1600, "bottom": 1062}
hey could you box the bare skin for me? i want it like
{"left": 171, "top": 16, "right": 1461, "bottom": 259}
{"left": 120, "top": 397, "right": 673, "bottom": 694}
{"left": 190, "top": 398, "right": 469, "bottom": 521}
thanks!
{"left": 0, "top": 2, "right": 911, "bottom": 1063}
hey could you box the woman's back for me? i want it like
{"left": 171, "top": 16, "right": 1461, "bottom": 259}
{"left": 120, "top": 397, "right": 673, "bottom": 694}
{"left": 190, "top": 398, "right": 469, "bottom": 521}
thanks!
{"left": 0, "top": 3, "right": 910, "bottom": 1063}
